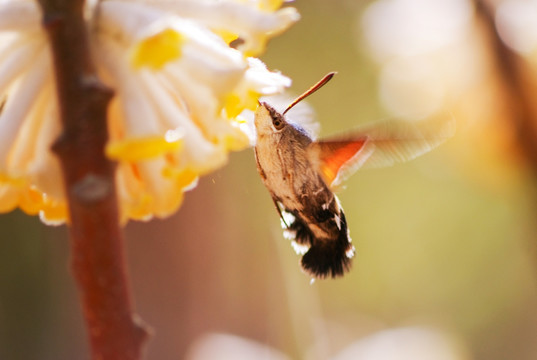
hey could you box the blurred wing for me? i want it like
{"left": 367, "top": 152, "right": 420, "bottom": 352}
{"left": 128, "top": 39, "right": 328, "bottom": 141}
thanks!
{"left": 309, "top": 116, "right": 455, "bottom": 189}
{"left": 358, "top": 116, "right": 455, "bottom": 169}
{"left": 307, "top": 138, "right": 370, "bottom": 188}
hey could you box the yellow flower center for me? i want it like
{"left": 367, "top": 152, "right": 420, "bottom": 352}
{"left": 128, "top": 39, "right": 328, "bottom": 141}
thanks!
{"left": 130, "top": 29, "right": 185, "bottom": 70}
{"left": 106, "top": 134, "right": 183, "bottom": 161}
{"left": 213, "top": 29, "right": 240, "bottom": 45}
{"left": 260, "top": 0, "right": 285, "bottom": 12}
{"left": 224, "top": 90, "right": 260, "bottom": 118}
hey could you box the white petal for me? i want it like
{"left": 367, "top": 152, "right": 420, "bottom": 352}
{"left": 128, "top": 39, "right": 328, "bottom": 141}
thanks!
{"left": 96, "top": 35, "right": 163, "bottom": 137}
{"left": 0, "top": 44, "right": 49, "bottom": 171}
{"left": 26, "top": 83, "right": 64, "bottom": 201}
{"left": 138, "top": 70, "right": 229, "bottom": 172}
{"left": 8, "top": 68, "right": 52, "bottom": 173}
{"left": 120, "top": 0, "right": 300, "bottom": 53}
{"left": 96, "top": 1, "right": 166, "bottom": 45}
{"left": 0, "top": 35, "right": 44, "bottom": 97}
{"left": 242, "top": 57, "right": 291, "bottom": 94}
{"left": 0, "top": 1, "right": 41, "bottom": 31}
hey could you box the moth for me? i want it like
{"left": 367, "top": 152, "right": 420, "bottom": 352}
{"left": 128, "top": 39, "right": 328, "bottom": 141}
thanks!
{"left": 254, "top": 73, "right": 453, "bottom": 279}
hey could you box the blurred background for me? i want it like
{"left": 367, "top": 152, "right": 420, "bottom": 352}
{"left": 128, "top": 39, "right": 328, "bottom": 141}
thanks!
{"left": 2, "top": 0, "right": 537, "bottom": 359}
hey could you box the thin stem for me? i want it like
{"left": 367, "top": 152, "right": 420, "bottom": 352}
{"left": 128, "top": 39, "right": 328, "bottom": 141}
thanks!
{"left": 476, "top": 0, "right": 537, "bottom": 170}
{"left": 475, "top": 0, "right": 537, "bottom": 274}
{"left": 36, "top": 0, "right": 151, "bottom": 358}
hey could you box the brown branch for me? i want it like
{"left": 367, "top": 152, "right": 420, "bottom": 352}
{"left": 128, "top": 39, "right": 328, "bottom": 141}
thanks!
{"left": 476, "top": 0, "right": 537, "bottom": 171}
{"left": 475, "top": 1, "right": 537, "bottom": 277}
{"left": 36, "top": 0, "right": 151, "bottom": 358}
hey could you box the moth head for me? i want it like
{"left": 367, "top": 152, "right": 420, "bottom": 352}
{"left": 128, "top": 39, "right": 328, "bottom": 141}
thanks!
{"left": 254, "top": 102, "right": 287, "bottom": 135}
{"left": 254, "top": 72, "right": 336, "bottom": 137}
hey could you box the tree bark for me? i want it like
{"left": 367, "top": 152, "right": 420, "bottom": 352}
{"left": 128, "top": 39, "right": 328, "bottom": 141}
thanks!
{"left": 36, "top": 0, "right": 151, "bottom": 358}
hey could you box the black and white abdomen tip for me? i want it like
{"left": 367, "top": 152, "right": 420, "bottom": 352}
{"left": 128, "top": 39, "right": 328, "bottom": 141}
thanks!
{"left": 282, "top": 208, "right": 355, "bottom": 278}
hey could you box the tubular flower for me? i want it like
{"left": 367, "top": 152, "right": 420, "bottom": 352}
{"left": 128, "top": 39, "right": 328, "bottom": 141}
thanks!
{"left": 0, "top": 0, "right": 298, "bottom": 224}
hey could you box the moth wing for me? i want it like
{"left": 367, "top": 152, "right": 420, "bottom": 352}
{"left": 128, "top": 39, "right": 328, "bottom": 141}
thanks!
{"left": 307, "top": 138, "right": 371, "bottom": 189}
{"left": 357, "top": 115, "right": 455, "bottom": 169}
{"left": 309, "top": 116, "right": 455, "bottom": 189}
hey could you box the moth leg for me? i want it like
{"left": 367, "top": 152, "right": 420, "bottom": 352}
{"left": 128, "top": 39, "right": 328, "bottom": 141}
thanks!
{"left": 271, "top": 198, "right": 289, "bottom": 228}
{"left": 254, "top": 147, "right": 267, "bottom": 180}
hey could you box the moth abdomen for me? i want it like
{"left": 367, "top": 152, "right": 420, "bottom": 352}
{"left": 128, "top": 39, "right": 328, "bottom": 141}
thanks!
{"left": 282, "top": 207, "right": 355, "bottom": 278}
{"left": 283, "top": 212, "right": 313, "bottom": 245}
{"left": 301, "top": 210, "right": 354, "bottom": 278}
{"left": 301, "top": 239, "right": 354, "bottom": 278}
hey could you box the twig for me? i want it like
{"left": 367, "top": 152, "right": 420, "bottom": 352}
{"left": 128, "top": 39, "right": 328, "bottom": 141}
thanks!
{"left": 475, "top": 0, "right": 537, "bottom": 277}
{"left": 475, "top": 0, "right": 537, "bottom": 170}
{"left": 36, "top": 0, "right": 151, "bottom": 358}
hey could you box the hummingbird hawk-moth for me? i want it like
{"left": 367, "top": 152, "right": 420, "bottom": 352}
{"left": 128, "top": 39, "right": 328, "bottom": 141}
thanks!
{"left": 253, "top": 72, "right": 453, "bottom": 279}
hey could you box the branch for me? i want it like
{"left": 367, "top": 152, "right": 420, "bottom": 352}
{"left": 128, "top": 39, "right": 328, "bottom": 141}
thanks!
{"left": 36, "top": 0, "right": 151, "bottom": 358}
{"left": 476, "top": 0, "right": 537, "bottom": 171}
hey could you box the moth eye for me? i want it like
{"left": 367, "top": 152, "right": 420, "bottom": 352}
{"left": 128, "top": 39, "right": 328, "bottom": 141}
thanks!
{"left": 272, "top": 117, "right": 285, "bottom": 130}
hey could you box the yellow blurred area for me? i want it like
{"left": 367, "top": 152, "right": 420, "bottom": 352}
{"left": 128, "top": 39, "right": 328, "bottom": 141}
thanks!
{"left": 2, "top": 1, "right": 537, "bottom": 359}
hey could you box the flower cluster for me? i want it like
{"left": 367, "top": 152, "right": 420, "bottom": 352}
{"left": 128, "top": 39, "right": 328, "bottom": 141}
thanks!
{"left": 0, "top": 0, "right": 298, "bottom": 224}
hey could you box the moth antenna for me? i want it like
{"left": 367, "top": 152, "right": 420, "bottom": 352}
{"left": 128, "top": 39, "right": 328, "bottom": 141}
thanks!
{"left": 282, "top": 72, "right": 337, "bottom": 116}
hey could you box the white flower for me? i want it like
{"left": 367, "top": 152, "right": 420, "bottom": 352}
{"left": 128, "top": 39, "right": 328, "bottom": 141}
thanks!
{"left": 0, "top": 0, "right": 298, "bottom": 224}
